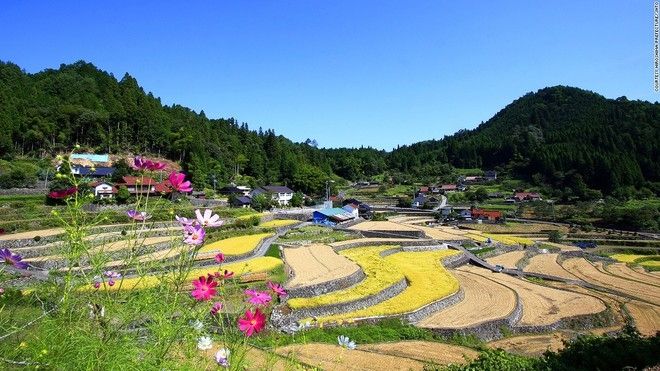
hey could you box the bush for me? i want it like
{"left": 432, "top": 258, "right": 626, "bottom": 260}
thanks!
{"left": 548, "top": 230, "right": 563, "bottom": 243}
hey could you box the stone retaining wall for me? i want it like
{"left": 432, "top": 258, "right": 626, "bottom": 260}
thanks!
{"left": 360, "top": 230, "right": 426, "bottom": 239}
{"left": 285, "top": 269, "right": 367, "bottom": 298}
{"left": 282, "top": 277, "right": 409, "bottom": 322}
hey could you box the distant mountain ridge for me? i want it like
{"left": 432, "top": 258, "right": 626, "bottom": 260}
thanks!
{"left": 388, "top": 86, "right": 660, "bottom": 195}
{"left": 0, "top": 60, "right": 658, "bottom": 196}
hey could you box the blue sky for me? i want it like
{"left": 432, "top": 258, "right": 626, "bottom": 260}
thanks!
{"left": 0, "top": 1, "right": 652, "bottom": 150}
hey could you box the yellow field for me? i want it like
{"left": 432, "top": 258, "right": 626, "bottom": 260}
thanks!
{"left": 260, "top": 219, "right": 299, "bottom": 228}
{"left": 95, "top": 256, "right": 283, "bottom": 291}
{"left": 313, "top": 249, "right": 460, "bottom": 324}
{"left": 610, "top": 254, "right": 653, "bottom": 263}
{"left": 287, "top": 246, "right": 404, "bottom": 310}
{"left": 198, "top": 233, "right": 272, "bottom": 256}
{"left": 483, "top": 233, "right": 534, "bottom": 246}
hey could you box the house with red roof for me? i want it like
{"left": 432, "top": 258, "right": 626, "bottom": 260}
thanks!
{"left": 118, "top": 176, "right": 157, "bottom": 196}
{"left": 470, "top": 208, "right": 503, "bottom": 221}
{"left": 513, "top": 192, "right": 542, "bottom": 202}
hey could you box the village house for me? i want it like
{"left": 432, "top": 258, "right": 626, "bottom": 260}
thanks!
{"left": 440, "top": 184, "right": 458, "bottom": 193}
{"left": 71, "top": 165, "right": 115, "bottom": 178}
{"left": 90, "top": 181, "right": 117, "bottom": 199}
{"left": 312, "top": 207, "right": 356, "bottom": 225}
{"left": 251, "top": 185, "right": 295, "bottom": 206}
{"left": 231, "top": 196, "right": 252, "bottom": 208}
{"left": 484, "top": 170, "right": 497, "bottom": 181}
{"left": 470, "top": 208, "right": 503, "bottom": 221}
{"left": 118, "top": 176, "right": 157, "bottom": 196}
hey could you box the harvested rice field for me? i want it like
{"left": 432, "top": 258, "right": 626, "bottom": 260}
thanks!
{"left": 0, "top": 227, "right": 65, "bottom": 240}
{"left": 359, "top": 341, "right": 478, "bottom": 366}
{"left": 598, "top": 262, "right": 660, "bottom": 287}
{"left": 328, "top": 237, "right": 431, "bottom": 248}
{"left": 467, "top": 222, "right": 568, "bottom": 235}
{"left": 536, "top": 241, "right": 580, "bottom": 252}
{"left": 286, "top": 246, "right": 405, "bottom": 310}
{"left": 417, "top": 267, "right": 517, "bottom": 328}
{"left": 487, "top": 332, "right": 570, "bottom": 356}
{"left": 348, "top": 221, "right": 420, "bottom": 232}
{"left": 561, "top": 258, "right": 660, "bottom": 305}
{"left": 275, "top": 343, "right": 424, "bottom": 371}
{"left": 284, "top": 244, "right": 361, "bottom": 289}
{"left": 524, "top": 253, "right": 578, "bottom": 280}
{"left": 406, "top": 225, "right": 470, "bottom": 240}
{"left": 466, "top": 266, "right": 607, "bottom": 326}
{"left": 313, "top": 249, "right": 460, "bottom": 324}
{"left": 624, "top": 301, "right": 660, "bottom": 336}
{"left": 485, "top": 250, "right": 526, "bottom": 268}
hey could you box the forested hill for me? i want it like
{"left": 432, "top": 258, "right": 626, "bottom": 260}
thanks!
{"left": 388, "top": 86, "right": 660, "bottom": 196}
{"left": 1, "top": 60, "right": 658, "bottom": 197}
{"left": 0, "top": 60, "right": 387, "bottom": 194}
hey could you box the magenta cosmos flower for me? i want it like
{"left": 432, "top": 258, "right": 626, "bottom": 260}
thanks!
{"left": 133, "top": 156, "right": 166, "bottom": 171}
{"left": 267, "top": 281, "right": 287, "bottom": 297}
{"left": 195, "top": 209, "right": 224, "bottom": 227}
{"left": 213, "top": 270, "right": 234, "bottom": 280}
{"left": 126, "top": 210, "right": 151, "bottom": 221}
{"left": 104, "top": 270, "right": 122, "bottom": 286}
{"left": 183, "top": 224, "right": 205, "bottom": 245}
{"left": 214, "top": 253, "right": 225, "bottom": 264}
{"left": 0, "top": 248, "right": 28, "bottom": 269}
{"left": 191, "top": 275, "right": 217, "bottom": 301}
{"left": 245, "top": 289, "right": 272, "bottom": 306}
{"left": 237, "top": 308, "right": 266, "bottom": 337}
{"left": 168, "top": 172, "right": 192, "bottom": 193}
{"left": 210, "top": 301, "right": 223, "bottom": 315}
{"left": 48, "top": 187, "right": 77, "bottom": 199}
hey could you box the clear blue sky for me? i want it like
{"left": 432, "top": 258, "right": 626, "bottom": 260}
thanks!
{"left": 0, "top": 1, "right": 653, "bottom": 150}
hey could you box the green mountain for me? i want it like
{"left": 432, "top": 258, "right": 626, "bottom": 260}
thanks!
{"left": 1, "top": 60, "right": 658, "bottom": 197}
{"left": 388, "top": 86, "right": 660, "bottom": 196}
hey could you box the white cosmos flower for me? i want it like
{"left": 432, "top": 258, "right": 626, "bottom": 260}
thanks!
{"left": 195, "top": 209, "right": 224, "bottom": 227}
{"left": 190, "top": 319, "right": 204, "bottom": 332}
{"left": 338, "top": 335, "right": 356, "bottom": 350}
{"left": 197, "top": 336, "right": 213, "bottom": 350}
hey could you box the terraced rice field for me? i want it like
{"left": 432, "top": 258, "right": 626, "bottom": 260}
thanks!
{"left": 348, "top": 221, "right": 420, "bottom": 232}
{"left": 487, "top": 332, "right": 570, "bottom": 356}
{"left": 406, "top": 225, "right": 470, "bottom": 240}
{"left": 198, "top": 233, "right": 272, "bottom": 256}
{"left": 284, "top": 244, "right": 361, "bottom": 289}
{"left": 524, "top": 253, "right": 578, "bottom": 280}
{"left": 259, "top": 219, "right": 300, "bottom": 228}
{"left": 275, "top": 343, "right": 425, "bottom": 371}
{"left": 286, "top": 246, "right": 405, "bottom": 310}
{"left": 328, "top": 237, "right": 431, "bottom": 248}
{"left": 598, "top": 262, "right": 660, "bottom": 287}
{"left": 417, "top": 267, "right": 517, "bottom": 328}
{"left": 561, "top": 258, "right": 660, "bottom": 305}
{"left": 359, "top": 341, "right": 478, "bottom": 365}
{"left": 0, "top": 227, "right": 65, "bottom": 240}
{"left": 538, "top": 241, "right": 580, "bottom": 252}
{"left": 97, "top": 256, "right": 283, "bottom": 291}
{"left": 468, "top": 222, "right": 568, "bottom": 235}
{"left": 483, "top": 234, "right": 534, "bottom": 246}
{"left": 624, "top": 301, "right": 660, "bottom": 336}
{"left": 313, "top": 249, "right": 459, "bottom": 324}
{"left": 466, "top": 266, "right": 606, "bottom": 326}
{"left": 485, "top": 250, "right": 526, "bottom": 268}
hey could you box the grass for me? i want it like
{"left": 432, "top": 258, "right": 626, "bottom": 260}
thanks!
{"left": 312, "top": 249, "right": 460, "bottom": 324}
{"left": 277, "top": 225, "right": 356, "bottom": 244}
{"left": 286, "top": 246, "right": 405, "bottom": 310}
{"left": 198, "top": 233, "right": 273, "bottom": 256}
{"left": 471, "top": 247, "right": 496, "bottom": 256}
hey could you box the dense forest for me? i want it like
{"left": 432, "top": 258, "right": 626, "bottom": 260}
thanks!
{"left": 1, "top": 60, "right": 658, "bottom": 198}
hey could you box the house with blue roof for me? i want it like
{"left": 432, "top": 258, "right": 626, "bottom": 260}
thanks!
{"left": 312, "top": 207, "right": 356, "bottom": 225}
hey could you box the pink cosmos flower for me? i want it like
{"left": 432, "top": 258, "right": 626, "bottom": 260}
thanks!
{"left": 175, "top": 215, "right": 195, "bottom": 226}
{"left": 168, "top": 172, "right": 192, "bottom": 193}
{"left": 210, "top": 301, "right": 223, "bottom": 315}
{"left": 195, "top": 209, "right": 224, "bottom": 228}
{"left": 244, "top": 289, "right": 272, "bottom": 306}
{"left": 133, "top": 156, "right": 166, "bottom": 171}
{"left": 237, "top": 308, "right": 266, "bottom": 337}
{"left": 214, "top": 253, "right": 225, "bottom": 264}
{"left": 191, "top": 275, "right": 217, "bottom": 301}
{"left": 0, "top": 248, "right": 29, "bottom": 269}
{"left": 48, "top": 187, "right": 77, "bottom": 199}
{"left": 126, "top": 209, "right": 151, "bottom": 221}
{"left": 267, "top": 281, "right": 287, "bottom": 297}
{"left": 183, "top": 224, "right": 206, "bottom": 245}
{"left": 213, "top": 270, "right": 234, "bottom": 280}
